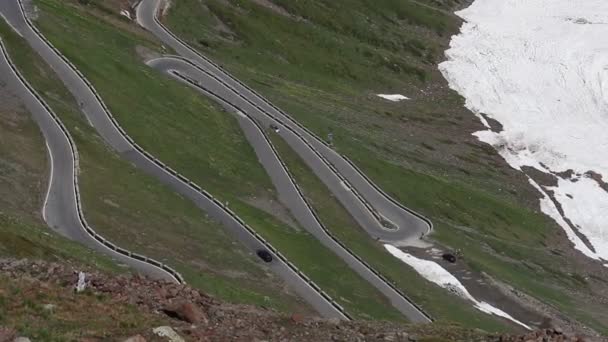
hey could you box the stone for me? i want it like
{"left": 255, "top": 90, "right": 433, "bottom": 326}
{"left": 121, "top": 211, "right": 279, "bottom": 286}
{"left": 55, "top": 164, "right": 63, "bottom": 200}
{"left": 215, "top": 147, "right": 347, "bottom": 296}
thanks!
{"left": 383, "top": 333, "right": 397, "bottom": 341}
{"left": 290, "top": 313, "right": 304, "bottom": 324}
{"left": 13, "top": 338, "right": 32, "bottom": 342}
{"left": 326, "top": 317, "right": 341, "bottom": 326}
{"left": 152, "top": 326, "right": 185, "bottom": 342}
{"left": 397, "top": 332, "right": 409, "bottom": 340}
{"left": 163, "top": 302, "right": 207, "bottom": 324}
{"left": 123, "top": 335, "right": 147, "bottom": 342}
{"left": 75, "top": 272, "right": 87, "bottom": 292}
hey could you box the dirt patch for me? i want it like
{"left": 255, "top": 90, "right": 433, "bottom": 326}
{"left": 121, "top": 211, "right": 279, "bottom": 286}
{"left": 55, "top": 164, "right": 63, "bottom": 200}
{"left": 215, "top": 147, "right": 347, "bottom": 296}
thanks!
{"left": 135, "top": 45, "right": 162, "bottom": 62}
{"left": 161, "top": 0, "right": 173, "bottom": 17}
{"left": 522, "top": 166, "right": 558, "bottom": 188}
{"left": 480, "top": 113, "right": 504, "bottom": 133}
{"left": 542, "top": 188, "right": 596, "bottom": 253}
{"left": 485, "top": 275, "right": 599, "bottom": 338}
{"left": 585, "top": 170, "right": 608, "bottom": 194}
{"left": 405, "top": 246, "right": 545, "bottom": 333}
{"left": 242, "top": 195, "right": 301, "bottom": 231}
{"left": 250, "top": 0, "right": 305, "bottom": 21}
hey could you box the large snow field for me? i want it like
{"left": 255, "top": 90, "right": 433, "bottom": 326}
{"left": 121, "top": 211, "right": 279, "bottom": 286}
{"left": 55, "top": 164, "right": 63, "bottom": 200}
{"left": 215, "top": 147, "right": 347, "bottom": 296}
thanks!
{"left": 439, "top": 0, "right": 608, "bottom": 261}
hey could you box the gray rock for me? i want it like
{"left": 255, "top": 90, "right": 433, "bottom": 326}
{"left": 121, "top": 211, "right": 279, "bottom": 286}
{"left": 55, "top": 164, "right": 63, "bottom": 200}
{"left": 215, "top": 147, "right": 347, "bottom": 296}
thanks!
{"left": 152, "top": 326, "right": 184, "bottom": 342}
{"left": 123, "top": 335, "right": 147, "bottom": 342}
{"left": 13, "top": 338, "right": 32, "bottom": 342}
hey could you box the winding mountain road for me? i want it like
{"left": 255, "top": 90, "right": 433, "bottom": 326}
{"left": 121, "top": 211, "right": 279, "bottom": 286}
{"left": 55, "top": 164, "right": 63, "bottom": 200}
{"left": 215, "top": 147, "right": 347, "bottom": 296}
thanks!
{"left": 138, "top": 0, "right": 433, "bottom": 322}
{"left": 0, "top": 38, "right": 177, "bottom": 282}
{"left": 152, "top": 57, "right": 431, "bottom": 322}
{"left": 0, "top": 0, "right": 349, "bottom": 319}
{"left": 0, "top": 0, "right": 435, "bottom": 322}
{"left": 137, "top": 0, "right": 433, "bottom": 246}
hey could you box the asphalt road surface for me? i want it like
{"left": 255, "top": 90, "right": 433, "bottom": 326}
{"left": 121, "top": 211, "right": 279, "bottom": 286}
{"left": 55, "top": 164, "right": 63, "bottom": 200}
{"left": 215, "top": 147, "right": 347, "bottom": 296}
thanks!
{"left": 0, "top": 0, "right": 436, "bottom": 322}
{"left": 136, "top": 0, "right": 432, "bottom": 246}
{"left": 138, "top": 0, "right": 432, "bottom": 323}
{"left": 0, "top": 0, "right": 349, "bottom": 319}
{"left": 153, "top": 60, "right": 431, "bottom": 322}
{"left": 0, "top": 39, "right": 176, "bottom": 282}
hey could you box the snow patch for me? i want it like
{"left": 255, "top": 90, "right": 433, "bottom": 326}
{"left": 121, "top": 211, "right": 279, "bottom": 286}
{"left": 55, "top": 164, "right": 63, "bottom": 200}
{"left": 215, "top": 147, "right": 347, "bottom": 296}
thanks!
{"left": 384, "top": 244, "right": 531, "bottom": 330}
{"left": 439, "top": 0, "right": 608, "bottom": 261}
{"left": 377, "top": 94, "right": 410, "bottom": 102}
{"left": 120, "top": 10, "right": 131, "bottom": 20}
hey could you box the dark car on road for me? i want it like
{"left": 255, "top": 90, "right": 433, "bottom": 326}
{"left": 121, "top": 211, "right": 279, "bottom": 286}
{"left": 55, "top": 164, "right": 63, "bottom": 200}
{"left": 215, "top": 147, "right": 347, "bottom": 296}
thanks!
{"left": 256, "top": 249, "right": 273, "bottom": 263}
{"left": 442, "top": 253, "right": 457, "bottom": 263}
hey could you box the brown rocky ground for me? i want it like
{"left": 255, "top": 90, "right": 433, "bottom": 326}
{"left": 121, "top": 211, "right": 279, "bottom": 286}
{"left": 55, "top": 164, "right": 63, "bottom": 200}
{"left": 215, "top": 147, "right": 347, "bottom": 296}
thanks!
{"left": 0, "top": 259, "right": 599, "bottom": 342}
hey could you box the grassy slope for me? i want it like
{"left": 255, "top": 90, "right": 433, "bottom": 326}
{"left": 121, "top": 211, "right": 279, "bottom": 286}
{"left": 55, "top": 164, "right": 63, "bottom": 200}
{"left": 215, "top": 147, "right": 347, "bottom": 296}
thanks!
{"left": 0, "top": 95, "right": 47, "bottom": 226}
{"left": 165, "top": 0, "right": 608, "bottom": 332}
{"left": 0, "top": 19, "right": 309, "bottom": 313}
{"left": 29, "top": 0, "right": 408, "bottom": 320}
{"left": 0, "top": 214, "right": 123, "bottom": 274}
{"left": 268, "top": 131, "right": 509, "bottom": 330}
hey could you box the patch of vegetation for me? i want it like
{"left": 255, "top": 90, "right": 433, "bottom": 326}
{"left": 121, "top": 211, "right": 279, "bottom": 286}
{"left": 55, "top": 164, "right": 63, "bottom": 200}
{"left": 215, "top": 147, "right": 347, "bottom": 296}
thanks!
{"left": 0, "top": 88, "right": 47, "bottom": 226}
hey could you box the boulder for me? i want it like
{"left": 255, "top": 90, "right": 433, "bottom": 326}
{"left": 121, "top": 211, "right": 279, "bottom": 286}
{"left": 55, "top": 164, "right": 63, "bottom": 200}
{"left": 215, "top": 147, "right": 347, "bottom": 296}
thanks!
{"left": 163, "top": 301, "right": 207, "bottom": 324}
{"left": 13, "top": 338, "right": 32, "bottom": 342}
{"left": 123, "top": 335, "right": 146, "bottom": 342}
{"left": 152, "top": 326, "right": 185, "bottom": 342}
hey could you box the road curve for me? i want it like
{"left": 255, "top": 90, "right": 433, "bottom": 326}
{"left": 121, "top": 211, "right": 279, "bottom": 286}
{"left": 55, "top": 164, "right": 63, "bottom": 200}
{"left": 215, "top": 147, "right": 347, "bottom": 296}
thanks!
{"left": 0, "top": 39, "right": 180, "bottom": 282}
{"left": 138, "top": 0, "right": 433, "bottom": 322}
{"left": 150, "top": 58, "right": 432, "bottom": 322}
{"left": 136, "top": 0, "right": 433, "bottom": 246}
{"left": 0, "top": 0, "right": 349, "bottom": 320}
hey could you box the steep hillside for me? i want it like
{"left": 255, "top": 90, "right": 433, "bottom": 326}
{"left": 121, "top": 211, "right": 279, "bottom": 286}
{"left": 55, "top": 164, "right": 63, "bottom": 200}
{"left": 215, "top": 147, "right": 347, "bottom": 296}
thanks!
{"left": 1, "top": 0, "right": 607, "bottom": 337}
{"left": 161, "top": 0, "right": 608, "bottom": 334}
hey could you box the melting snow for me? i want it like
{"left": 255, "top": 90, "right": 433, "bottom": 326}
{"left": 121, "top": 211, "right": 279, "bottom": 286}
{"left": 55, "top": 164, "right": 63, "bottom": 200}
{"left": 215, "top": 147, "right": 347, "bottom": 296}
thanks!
{"left": 384, "top": 244, "right": 531, "bottom": 330}
{"left": 439, "top": 0, "right": 608, "bottom": 261}
{"left": 376, "top": 94, "right": 410, "bottom": 101}
{"left": 120, "top": 10, "right": 131, "bottom": 20}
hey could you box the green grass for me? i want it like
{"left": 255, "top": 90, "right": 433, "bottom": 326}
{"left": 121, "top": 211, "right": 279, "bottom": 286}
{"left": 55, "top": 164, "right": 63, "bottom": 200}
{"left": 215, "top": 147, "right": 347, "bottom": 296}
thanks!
{"left": 165, "top": 0, "right": 608, "bottom": 332}
{"left": 0, "top": 85, "right": 48, "bottom": 226}
{"left": 27, "top": 0, "right": 411, "bottom": 320}
{"left": 0, "top": 18, "right": 306, "bottom": 314}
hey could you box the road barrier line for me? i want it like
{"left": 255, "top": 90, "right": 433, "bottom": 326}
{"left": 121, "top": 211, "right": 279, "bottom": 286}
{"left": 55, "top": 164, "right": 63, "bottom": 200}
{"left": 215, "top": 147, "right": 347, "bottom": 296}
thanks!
{"left": 16, "top": 0, "right": 350, "bottom": 320}
{"left": 171, "top": 71, "right": 432, "bottom": 322}
{"left": 166, "top": 57, "right": 389, "bottom": 228}
{"left": 0, "top": 38, "right": 183, "bottom": 284}
{"left": 152, "top": 13, "right": 433, "bottom": 233}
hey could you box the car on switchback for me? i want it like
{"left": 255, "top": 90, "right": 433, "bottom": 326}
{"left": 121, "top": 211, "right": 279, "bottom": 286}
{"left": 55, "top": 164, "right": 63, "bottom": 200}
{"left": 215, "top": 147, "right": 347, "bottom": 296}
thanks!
{"left": 256, "top": 249, "right": 273, "bottom": 263}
